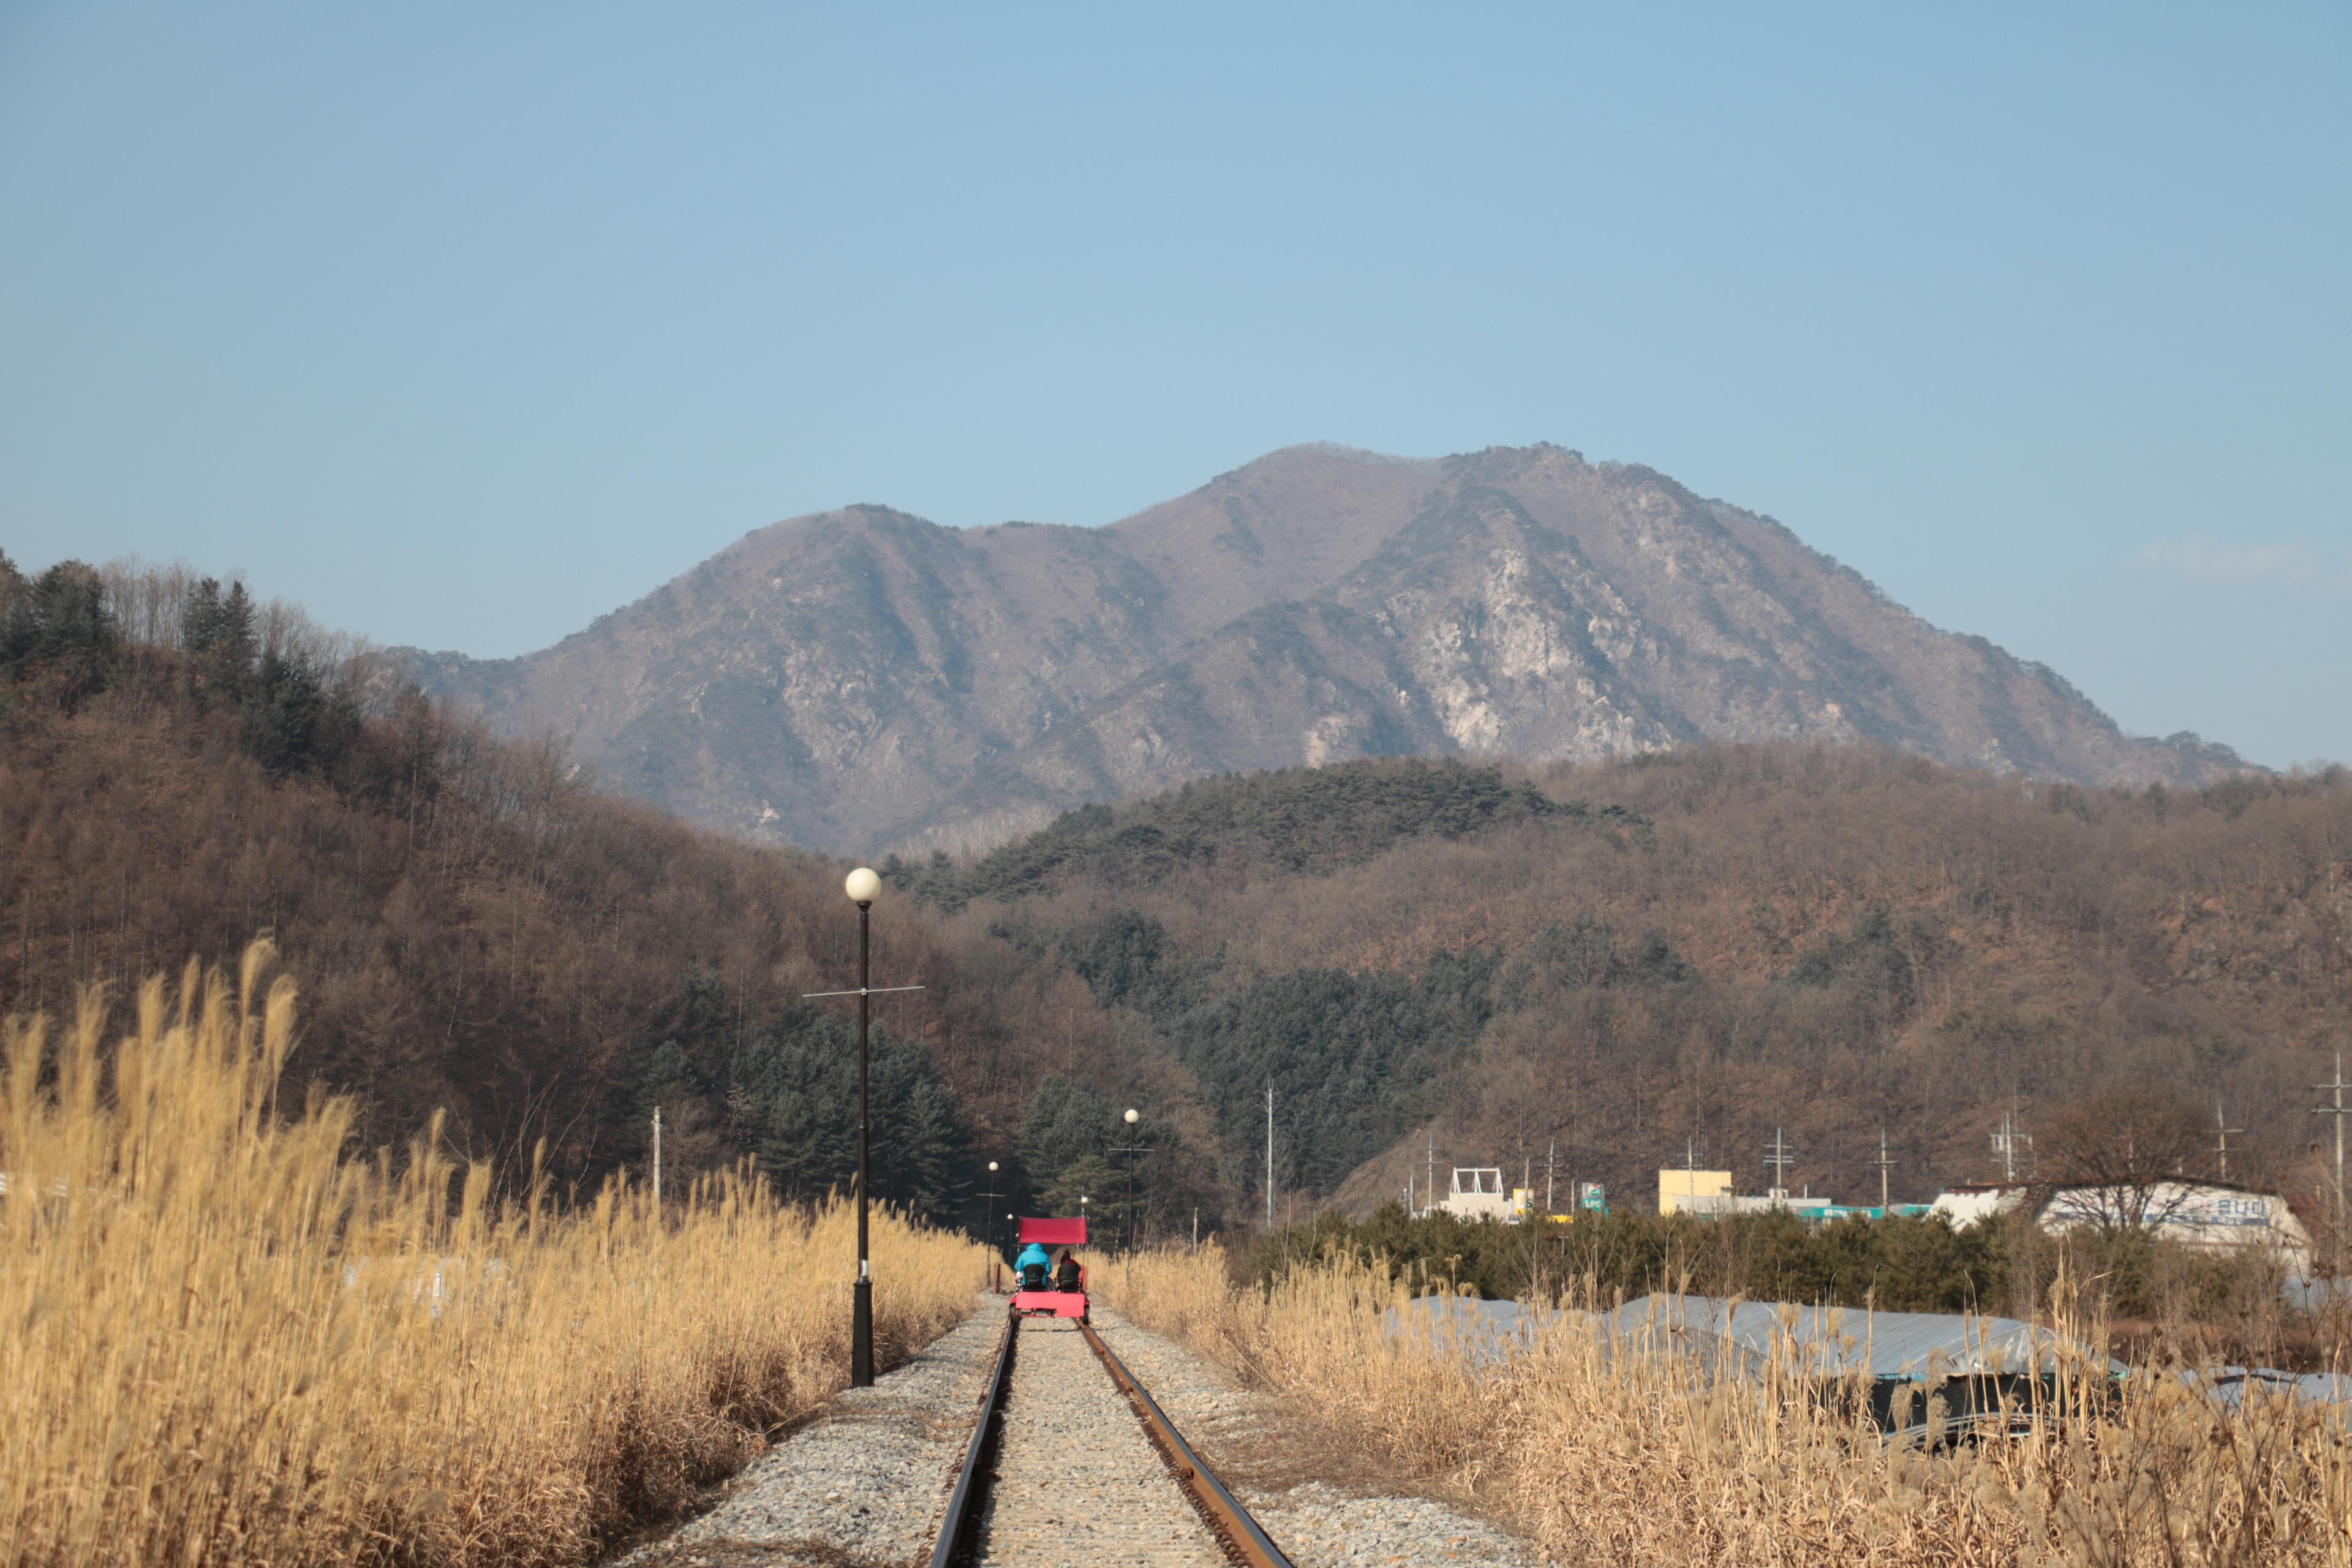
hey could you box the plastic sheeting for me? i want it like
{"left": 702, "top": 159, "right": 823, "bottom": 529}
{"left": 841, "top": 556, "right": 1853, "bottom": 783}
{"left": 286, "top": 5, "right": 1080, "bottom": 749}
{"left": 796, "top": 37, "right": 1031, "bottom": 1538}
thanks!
{"left": 1600, "top": 1294, "right": 2116, "bottom": 1383}
{"left": 2181, "top": 1366, "right": 2352, "bottom": 1412}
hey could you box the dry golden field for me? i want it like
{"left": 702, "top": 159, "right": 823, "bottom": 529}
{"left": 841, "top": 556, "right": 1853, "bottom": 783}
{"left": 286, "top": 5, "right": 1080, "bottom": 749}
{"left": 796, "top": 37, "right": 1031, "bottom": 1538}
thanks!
{"left": 0, "top": 943, "right": 985, "bottom": 1568}
{"left": 1096, "top": 1247, "right": 2352, "bottom": 1568}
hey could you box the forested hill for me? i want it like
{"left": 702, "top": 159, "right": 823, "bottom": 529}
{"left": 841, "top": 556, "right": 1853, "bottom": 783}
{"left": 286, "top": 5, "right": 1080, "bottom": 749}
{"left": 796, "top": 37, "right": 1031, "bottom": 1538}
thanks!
{"left": 0, "top": 555, "right": 1222, "bottom": 1231}
{"left": 910, "top": 750, "right": 2352, "bottom": 1222}
{"left": 13, "top": 553, "right": 2348, "bottom": 1241}
{"left": 875, "top": 759, "right": 1645, "bottom": 911}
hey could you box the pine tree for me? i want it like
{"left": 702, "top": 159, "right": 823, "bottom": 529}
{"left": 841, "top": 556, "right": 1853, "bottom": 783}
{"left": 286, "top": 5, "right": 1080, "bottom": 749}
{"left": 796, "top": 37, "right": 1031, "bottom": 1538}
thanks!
{"left": 729, "top": 1006, "right": 971, "bottom": 1224}
{"left": 183, "top": 577, "right": 257, "bottom": 701}
{"left": 1, "top": 561, "right": 119, "bottom": 698}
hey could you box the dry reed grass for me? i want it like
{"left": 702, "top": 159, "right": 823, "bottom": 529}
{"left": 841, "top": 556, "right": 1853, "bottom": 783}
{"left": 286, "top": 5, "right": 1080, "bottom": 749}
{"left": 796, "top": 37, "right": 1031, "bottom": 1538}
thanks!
{"left": 0, "top": 943, "right": 984, "bottom": 1568}
{"left": 1096, "top": 1247, "right": 2352, "bottom": 1568}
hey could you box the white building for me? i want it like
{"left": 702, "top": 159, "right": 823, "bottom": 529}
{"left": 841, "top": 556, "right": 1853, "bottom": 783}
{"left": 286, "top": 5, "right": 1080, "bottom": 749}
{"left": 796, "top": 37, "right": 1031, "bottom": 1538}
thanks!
{"left": 2040, "top": 1180, "right": 2313, "bottom": 1270}
{"left": 1927, "top": 1185, "right": 2027, "bottom": 1228}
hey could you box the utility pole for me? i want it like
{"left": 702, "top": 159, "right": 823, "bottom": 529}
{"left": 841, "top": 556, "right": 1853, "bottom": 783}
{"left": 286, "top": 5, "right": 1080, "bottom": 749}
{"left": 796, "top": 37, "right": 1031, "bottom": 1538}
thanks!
{"left": 652, "top": 1105, "right": 662, "bottom": 1212}
{"left": 2214, "top": 1102, "right": 2244, "bottom": 1182}
{"left": 1992, "top": 1109, "right": 2032, "bottom": 1185}
{"left": 1264, "top": 1079, "right": 1275, "bottom": 1230}
{"left": 1425, "top": 1131, "right": 1436, "bottom": 1221}
{"left": 2316, "top": 1052, "right": 2350, "bottom": 1229}
{"left": 1870, "top": 1126, "right": 1895, "bottom": 1213}
{"left": 1765, "top": 1128, "right": 1795, "bottom": 1201}
{"left": 1546, "top": 1137, "right": 1556, "bottom": 1214}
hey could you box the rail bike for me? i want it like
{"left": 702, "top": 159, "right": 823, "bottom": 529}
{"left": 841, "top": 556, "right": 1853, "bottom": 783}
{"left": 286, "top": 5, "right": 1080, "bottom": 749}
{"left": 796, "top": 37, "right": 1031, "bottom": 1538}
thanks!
{"left": 1006, "top": 1215, "right": 1088, "bottom": 1321}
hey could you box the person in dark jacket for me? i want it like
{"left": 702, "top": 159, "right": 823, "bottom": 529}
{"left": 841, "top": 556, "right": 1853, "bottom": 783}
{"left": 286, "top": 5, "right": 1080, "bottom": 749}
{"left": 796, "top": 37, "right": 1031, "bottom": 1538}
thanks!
{"left": 1053, "top": 1249, "right": 1081, "bottom": 1292}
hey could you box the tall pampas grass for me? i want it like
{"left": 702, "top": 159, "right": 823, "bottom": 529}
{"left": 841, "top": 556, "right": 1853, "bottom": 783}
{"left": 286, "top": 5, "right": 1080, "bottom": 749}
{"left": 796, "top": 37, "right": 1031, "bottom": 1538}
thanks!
{"left": 0, "top": 943, "right": 983, "bottom": 1568}
{"left": 1096, "top": 1247, "right": 2352, "bottom": 1567}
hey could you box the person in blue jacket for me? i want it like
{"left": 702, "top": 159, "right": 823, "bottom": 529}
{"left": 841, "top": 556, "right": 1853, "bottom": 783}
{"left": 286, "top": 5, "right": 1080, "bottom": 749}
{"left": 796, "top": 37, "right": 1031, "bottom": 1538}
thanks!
{"left": 1014, "top": 1239, "right": 1051, "bottom": 1291}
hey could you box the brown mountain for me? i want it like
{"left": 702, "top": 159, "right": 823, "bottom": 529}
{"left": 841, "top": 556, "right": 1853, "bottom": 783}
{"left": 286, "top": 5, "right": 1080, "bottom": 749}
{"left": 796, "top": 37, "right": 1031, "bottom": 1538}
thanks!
{"left": 395, "top": 443, "right": 2246, "bottom": 853}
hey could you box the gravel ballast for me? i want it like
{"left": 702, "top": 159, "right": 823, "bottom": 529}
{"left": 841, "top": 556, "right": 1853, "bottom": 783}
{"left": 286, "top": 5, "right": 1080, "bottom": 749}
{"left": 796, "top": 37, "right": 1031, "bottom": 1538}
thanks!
{"left": 1091, "top": 1313, "right": 1545, "bottom": 1568}
{"left": 973, "top": 1320, "right": 1223, "bottom": 1566}
{"left": 620, "top": 1297, "right": 1547, "bottom": 1567}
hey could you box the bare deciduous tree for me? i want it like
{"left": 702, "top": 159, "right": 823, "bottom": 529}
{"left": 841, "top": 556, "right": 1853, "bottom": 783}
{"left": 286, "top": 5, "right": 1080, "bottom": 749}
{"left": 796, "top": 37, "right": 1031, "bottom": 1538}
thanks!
{"left": 2038, "top": 1085, "right": 2211, "bottom": 1235}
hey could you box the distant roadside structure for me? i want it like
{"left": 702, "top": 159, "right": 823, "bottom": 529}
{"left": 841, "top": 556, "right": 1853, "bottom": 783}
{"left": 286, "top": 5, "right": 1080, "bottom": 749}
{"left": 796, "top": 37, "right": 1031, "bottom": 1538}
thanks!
{"left": 1437, "top": 1167, "right": 1515, "bottom": 1223}
{"left": 1657, "top": 1167, "right": 1923, "bottom": 1222}
{"left": 1929, "top": 1180, "right": 2315, "bottom": 1273}
{"left": 1434, "top": 1161, "right": 2310, "bottom": 1265}
{"left": 1659, "top": 1168, "right": 1733, "bottom": 1215}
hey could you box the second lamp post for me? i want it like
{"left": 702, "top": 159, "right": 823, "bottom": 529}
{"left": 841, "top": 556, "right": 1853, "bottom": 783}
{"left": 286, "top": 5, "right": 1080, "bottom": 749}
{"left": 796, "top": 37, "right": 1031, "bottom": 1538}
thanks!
{"left": 1117, "top": 1107, "right": 1144, "bottom": 1250}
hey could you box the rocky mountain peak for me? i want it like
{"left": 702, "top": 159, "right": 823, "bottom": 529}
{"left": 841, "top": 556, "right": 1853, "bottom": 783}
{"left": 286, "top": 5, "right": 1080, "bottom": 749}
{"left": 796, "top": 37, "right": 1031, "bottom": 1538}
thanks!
{"left": 393, "top": 444, "right": 2248, "bottom": 852}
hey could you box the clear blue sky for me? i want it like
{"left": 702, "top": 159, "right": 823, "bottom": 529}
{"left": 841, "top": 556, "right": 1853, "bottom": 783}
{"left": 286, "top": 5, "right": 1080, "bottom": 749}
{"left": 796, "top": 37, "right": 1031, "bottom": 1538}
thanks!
{"left": 4, "top": 3, "right": 2346, "bottom": 767}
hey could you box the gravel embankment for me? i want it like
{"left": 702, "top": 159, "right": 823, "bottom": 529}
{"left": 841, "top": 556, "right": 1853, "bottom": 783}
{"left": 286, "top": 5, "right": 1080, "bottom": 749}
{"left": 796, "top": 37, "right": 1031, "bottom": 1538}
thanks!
{"left": 620, "top": 1298, "right": 1547, "bottom": 1568}
{"left": 617, "top": 1299, "right": 1004, "bottom": 1567}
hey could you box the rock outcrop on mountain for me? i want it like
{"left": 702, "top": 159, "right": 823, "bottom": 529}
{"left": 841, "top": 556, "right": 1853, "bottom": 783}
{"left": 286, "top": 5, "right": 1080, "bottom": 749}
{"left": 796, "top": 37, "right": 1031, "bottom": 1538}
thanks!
{"left": 394, "top": 443, "right": 2247, "bottom": 852}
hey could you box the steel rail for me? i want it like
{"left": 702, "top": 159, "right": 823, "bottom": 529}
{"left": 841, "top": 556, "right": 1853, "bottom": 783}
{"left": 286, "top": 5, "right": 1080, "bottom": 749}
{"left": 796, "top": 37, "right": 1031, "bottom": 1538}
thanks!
{"left": 927, "top": 1311, "right": 1018, "bottom": 1568}
{"left": 926, "top": 1310, "right": 1294, "bottom": 1568}
{"left": 1078, "top": 1318, "right": 1295, "bottom": 1568}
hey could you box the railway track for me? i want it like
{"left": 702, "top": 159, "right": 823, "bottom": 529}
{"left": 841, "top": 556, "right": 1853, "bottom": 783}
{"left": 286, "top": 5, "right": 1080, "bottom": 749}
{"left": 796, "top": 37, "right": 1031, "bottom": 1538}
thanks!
{"left": 929, "top": 1314, "right": 1295, "bottom": 1568}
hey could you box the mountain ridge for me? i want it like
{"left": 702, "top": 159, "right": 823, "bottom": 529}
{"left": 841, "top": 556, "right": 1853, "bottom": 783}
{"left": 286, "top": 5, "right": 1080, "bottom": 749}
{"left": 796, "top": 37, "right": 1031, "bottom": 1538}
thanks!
{"left": 883, "top": 747, "right": 2352, "bottom": 1223}
{"left": 395, "top": 443, "right": 2248, "bottom": 851}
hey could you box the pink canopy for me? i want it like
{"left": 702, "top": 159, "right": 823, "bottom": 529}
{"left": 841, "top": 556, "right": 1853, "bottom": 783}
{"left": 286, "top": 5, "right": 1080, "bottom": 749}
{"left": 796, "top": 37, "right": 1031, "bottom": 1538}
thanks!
{"left": 1017, "top": 1216, "right": 1087, "bottom": 1246}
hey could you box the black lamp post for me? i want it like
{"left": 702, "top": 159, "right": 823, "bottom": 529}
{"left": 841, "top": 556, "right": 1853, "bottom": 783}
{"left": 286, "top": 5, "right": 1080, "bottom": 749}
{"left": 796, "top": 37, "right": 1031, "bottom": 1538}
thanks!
{"left": 847, "top": 865, "right": 879, "bottom": 1384}
{"left": 802, "top": 865, "right": 924, "bottom": 1390}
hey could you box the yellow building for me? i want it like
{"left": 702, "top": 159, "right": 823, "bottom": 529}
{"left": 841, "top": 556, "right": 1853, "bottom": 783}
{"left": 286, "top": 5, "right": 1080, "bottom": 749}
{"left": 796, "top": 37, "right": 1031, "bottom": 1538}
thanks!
{"left": 1659, "top": 1169, "right": 1733, "bottom": 1215}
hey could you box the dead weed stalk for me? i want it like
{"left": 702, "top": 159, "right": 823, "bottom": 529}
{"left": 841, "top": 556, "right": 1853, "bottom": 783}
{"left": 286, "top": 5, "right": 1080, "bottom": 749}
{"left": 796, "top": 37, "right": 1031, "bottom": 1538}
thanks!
{"left": 0, "top": 943, "right": 982, "bottom": 1568}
